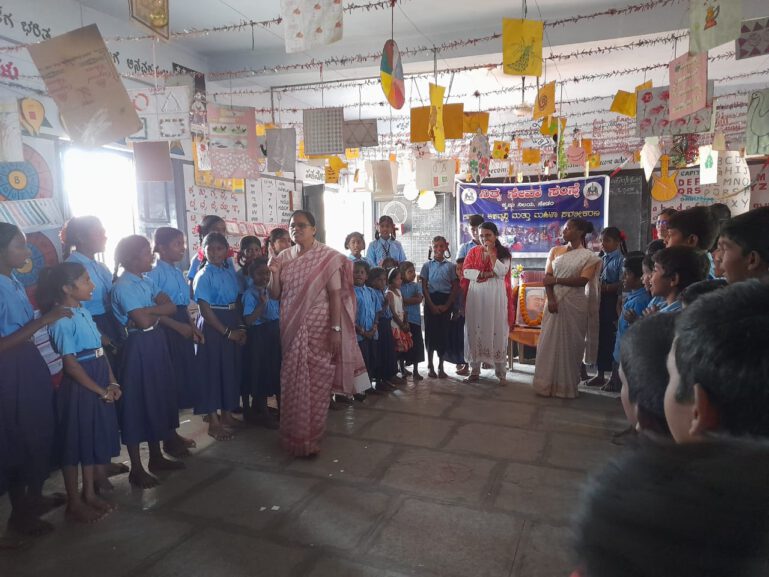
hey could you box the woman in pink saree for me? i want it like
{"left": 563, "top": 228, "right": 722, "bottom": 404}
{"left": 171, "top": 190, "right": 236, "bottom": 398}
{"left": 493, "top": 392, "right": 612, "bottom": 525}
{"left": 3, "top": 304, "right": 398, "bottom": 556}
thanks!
{"left": 268, "top": 210, "right": 369, "bottom": 457}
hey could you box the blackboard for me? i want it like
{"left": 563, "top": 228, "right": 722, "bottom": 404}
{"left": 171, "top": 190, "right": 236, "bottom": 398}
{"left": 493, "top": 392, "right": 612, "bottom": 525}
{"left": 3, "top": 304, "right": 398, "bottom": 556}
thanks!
{"left": 608, "top": 170, "right": 651, "bottom": 252}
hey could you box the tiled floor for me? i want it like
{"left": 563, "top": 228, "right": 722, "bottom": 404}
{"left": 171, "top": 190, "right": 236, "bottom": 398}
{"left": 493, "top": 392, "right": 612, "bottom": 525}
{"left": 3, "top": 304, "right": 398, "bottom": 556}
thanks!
{"left": 0, "top": 365, "right": 629, "bottom": 577}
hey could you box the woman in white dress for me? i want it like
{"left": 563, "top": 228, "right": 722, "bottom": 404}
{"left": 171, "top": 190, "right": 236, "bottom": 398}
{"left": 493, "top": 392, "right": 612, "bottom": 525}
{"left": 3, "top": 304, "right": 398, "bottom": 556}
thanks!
{"left": 463, "top": 222, "right": 513, "bottom": 384}
{"left": 533, "top": 218, "right": 602, "bottom": 399}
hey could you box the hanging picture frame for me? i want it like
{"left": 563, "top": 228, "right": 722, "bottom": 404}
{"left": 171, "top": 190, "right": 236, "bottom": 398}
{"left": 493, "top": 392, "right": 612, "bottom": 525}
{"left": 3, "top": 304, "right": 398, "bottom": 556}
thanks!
{"left": 129, "top": 0, "right": 170, "bottom": 40}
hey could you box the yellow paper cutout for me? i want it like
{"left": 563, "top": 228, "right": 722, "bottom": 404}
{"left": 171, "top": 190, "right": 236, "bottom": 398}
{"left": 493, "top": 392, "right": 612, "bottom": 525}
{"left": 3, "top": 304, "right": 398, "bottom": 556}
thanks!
{"left": 463, "top": 112, "right": 490, "bottom": 134}
{"left": 325, "top": 165, "right": 340, "bottom": 184}
{"left": 298, "top": 140, "right": 306, "bottom": 159}
{"left": 540, "top": 116, "right": 566, "bottom": 136}
{"left": 588, "top": 153, "right": 601, "bottom": 169}
{"left": 651, "top": 155, "right": 679, "bottom": 201}
{"left": 256, "top": 124, "right": 266, "bottom": 136}
{"left": 610, "top": 90, "right": 637, "bottom": 118}
{"left": 345, "top": 148, "right": 360, "bottom": 160}
{"left": 410, "top": 106, "right": 431, "bottom": 143}
{"left": 522, "top": 148, "right": 541, "bottom": 164}
{"left": 502, "top": 18, "right": 543, "bottom": 77}
{"left": 533, "top": 81, "right": 555, "bottom": 120}
{"left": 582, "top": 138, "right": 593, "bottom": 155}
{"left": 19, "top": 98, "right": 46, "bottom": 135}
{"left": 443, "top": 103, "right": 464, "bottom": 139}
{"left": 329, "top": 156, "right": 348, "bottom": 171}
{"left": 636, "top": 80, "right": 653, "bottom": 92}
{"left": 429, "top": 83, "right": 446, "bottom": 152}
{"left": 389, "top": 152, "right": 397, "bottom": 163}
{"left": 633, "top": 150, "right": 642, "bottom": 163}
{"left": 455, "top": 158, "right": 461, "bottom": 174}
{"left": 492, "top": 140, "right": 511, "bottom": 160}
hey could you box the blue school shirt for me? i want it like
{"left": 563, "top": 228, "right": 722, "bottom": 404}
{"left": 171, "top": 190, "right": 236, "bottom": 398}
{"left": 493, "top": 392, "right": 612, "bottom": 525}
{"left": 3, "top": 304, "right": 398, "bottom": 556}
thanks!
{"left": 111, "top": 272, "right": 162, "bottom": 327}
{"left": 146, "top": 259, "right": 189, "bottom": 306}
{"left": 458, "top": 240, "right": 479, "bottom": 259}
{"left": 193, "top": 263, "right": 240, "bottom": 306}
{"left": 420, "top": 259, "right": 457, "bottom": 294}
{"left": 613, "top": 288, "right": 652, "bottom": 363}
{"left": 236, "top": 268, "right": 252, "bottom": 294}
{"left": 48, "top": 306, "right": 102, "bottom": 356}
{"left": 371, "top": 288, "right": 391, "bottom": 320}
{"left": 242, "top": 286, "right": 280, "bottom": 325}
{"left": 400, "top": 281, "right": 423, "bottom": 325}
{"left": 367, "top": 237, "right": 406, "bottom": 266}
{"left": 354, "top": 285, "right": 378, "bottom": 342}
{"left": 659, "top": 300, "right": 682, "bottom": 313}
{"left": 644, "top": 295, "right": 666, "bottom": 314}
{"left": 347, "top": 253, "right": 374, "bottom": 267}
{"left": 0, "top": 273, "right": 34, "bottom": 337}
{"left": 66, "top": 251, "right": 113, "bottom": 316}
{"left": 187, "top": 254, "right": 236, "bottom": 281}
{"left": 600, "top": 249, "right": 624, "bottom": 285}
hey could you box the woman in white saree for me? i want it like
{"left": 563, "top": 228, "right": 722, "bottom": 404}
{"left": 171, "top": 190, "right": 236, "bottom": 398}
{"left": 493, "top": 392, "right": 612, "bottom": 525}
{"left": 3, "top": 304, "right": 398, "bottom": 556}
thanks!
{"left": 533, "top": 219, "right": 602, "bottom": 399}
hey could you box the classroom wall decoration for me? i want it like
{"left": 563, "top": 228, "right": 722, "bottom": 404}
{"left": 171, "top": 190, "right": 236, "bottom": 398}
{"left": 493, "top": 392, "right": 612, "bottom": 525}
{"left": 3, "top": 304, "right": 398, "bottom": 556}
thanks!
{"left": 281, "top": 0, "right": 343, "bottom": 54}
{"left": 689, "top": 0, "right": 742, "bottom": 54}
{"left": 736, "top": 17, "right": 769, "bottom": 60}
{"left": 457, "top": 175, "right": 609, "bottom": 256}
{"left": 745, "top": 89, "right": 769, "bottom": 156}
{"left": 266, "top": 127, "right": 297, "bottom": 173}
{"left": 367, "top": 159, "right": 397, "bottom": 200}
{"left": 0, "top": 197, "right": 63, "bottom": 231}
{"left": 129, "top": 0, "right": 170, "bottom": 39}
{"left": 303, "top": 107, "right": 345, "bottom": 155}
{"left": 245, "top": 174, "right": 299, "bottom": 226}
{"left": 502, "top": 18, "right": 543, "bottom": 77}
{"left": 415, "top": 158, "right": 454, "bottom": 193}
{"left": 668, "top": 52, "right": 707, "bottom": 121}
{"left": 636, "top": 82, "right": 714, "bottom": 137}
{"left": 0, "top": 142, "right": 54, "bottom": 201}
{"left": 463, "top": 112, "right": 490, "bottom": 135}
{"left": 127, "top": 87, "right": 191, "bottom": 142}
{"left": 429, "top": 83, "right": 446, "bottom": 152}
{"left": 468, "top": 130, "right": 491, "bottom": 184}
{"left": 343, "top": 119, "right": 379, "bottom": 148}
{"left": 14, "top": 230, "right": 60, "bottom": 307}
{"left": 18, "top": 98, "right": 50, "bottom": 136}
{"left": 533, "top": 81, "right": 555, "bottom": 120}
{"left": 207, "top": 103, "right": 261, "bottom": 180}
{"left": 28, "top": 25, "right": 142, "bottom": 147}
{"left": 0, "top": 100, "right": 23, "bottom": 162}
{"left": 380, "top": 39, "right": 405, "bottom": 110}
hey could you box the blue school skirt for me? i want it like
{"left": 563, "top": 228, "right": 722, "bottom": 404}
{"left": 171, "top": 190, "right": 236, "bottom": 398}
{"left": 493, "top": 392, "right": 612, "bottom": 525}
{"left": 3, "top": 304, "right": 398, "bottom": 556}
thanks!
{"left": 445, "top": 316, "right": 466, "bottom": 365}
{"left": 424, "top": 292, "right": 451, "bottom": 355}
{"left": 402, "top": 322, "right": 425, "bottom": 365}
{"left": 375, "top": 316, "right": 398, "bottom": 381}
{"left": 117, "top": 326, "right": 178, "bottom": 445}
{"left": 195, "top": 307, "right": 242, "bottom": 414}
{"left": 0, "top": 341, "right": 55, "bottom": 495}
{"left": 160, "top": 306, "right": 198, "bottom": 409}
{"left": 56, "top": 354, "right": 120, "bottom": 466}
{"left": 245, "top": 320, "right": 281, "bottom": 399}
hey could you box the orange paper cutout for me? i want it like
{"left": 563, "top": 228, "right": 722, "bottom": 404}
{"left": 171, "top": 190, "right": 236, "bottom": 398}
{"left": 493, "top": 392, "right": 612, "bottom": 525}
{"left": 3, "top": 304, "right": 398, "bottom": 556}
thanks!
{"left": 533, "top": 81, "right": 556, "bottom": 120}
{"left": 463, "top": 111, "right": 490, "bottom": 134}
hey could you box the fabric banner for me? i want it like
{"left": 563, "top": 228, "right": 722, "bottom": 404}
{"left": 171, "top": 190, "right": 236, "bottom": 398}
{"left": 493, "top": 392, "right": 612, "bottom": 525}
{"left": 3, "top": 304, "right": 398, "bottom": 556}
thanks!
{"left": 457, "top": 175, "right": 609, "bottom": 257}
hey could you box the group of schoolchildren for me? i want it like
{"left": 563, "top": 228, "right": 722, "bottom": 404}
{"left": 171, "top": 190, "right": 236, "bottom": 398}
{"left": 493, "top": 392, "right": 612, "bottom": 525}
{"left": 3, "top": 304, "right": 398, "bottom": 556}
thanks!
{"left": 347, "top": 215, "right": 472, "bottom": 394}
{"left": 574, "top": 205, "right": 769, "bottom": 577}
{"left": 0, "top": 214, "right": 293, "bottom": 538}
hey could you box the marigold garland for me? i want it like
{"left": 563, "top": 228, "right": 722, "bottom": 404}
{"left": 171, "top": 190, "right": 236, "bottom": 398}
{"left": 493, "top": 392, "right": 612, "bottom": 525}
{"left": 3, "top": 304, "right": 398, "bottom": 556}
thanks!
{"left": 518, "top": 283, "right": 544, "bottom": 327}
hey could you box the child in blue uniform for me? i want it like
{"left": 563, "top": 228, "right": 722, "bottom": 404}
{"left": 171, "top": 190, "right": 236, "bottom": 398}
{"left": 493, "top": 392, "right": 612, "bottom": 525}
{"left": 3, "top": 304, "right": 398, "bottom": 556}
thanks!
{"left": 147, "top": 227, "right": 204, "bottom": 457}
{"left": 38, "top": 262, "right": 121, "bottom": 523}
{"left": 398, "top": 261, "right": 424, "bottom": 381}
{"left": 243, "top": 257, "right": 280, "bottom": 428}
{"left": 367, "top": 266, "right": 401, "bottom": 391}
{"left": 445, "top": 257, "right": 468, "bottom": 376}
{"left": 368, "top": 215, "right": 406, "bottom": 266}
{"left": 61, "top": 216, "right": 122, "bottom": 367}
{"left": 613, "top": 254, "right": 652, "bottom": 379}
{"left": 649, "top": 246, "right": 708, "bottom": 314}
{"left": 193, "top": 232, "right": 247, "bottom": 441}
{"left": 0, "top": 223, "right": 71, "bottom": 543}
{"left": 421, "top": 236, "right": 457, "bottom": 379}
{"left": 353, "top": 261, "right": 379, "bottom": 390}
{"left": 235, "top": 235, "right": 262, "bottom": 294}
{"left": 345, "top": 232, "right": 374, "bottom": 266}
{"left": 587, "top": 227, "right": 627, "bottom": 391}
{"left": 187, "top": 215, "right": 236, "bottom": 286}
{"left": 112, "top": 235, "right": 183, "bottom": 489}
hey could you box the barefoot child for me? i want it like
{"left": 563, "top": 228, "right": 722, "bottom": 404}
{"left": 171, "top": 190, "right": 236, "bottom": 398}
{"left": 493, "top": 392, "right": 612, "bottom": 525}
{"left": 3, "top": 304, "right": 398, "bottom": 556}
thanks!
{"left": 421, "top": 236, "right": 457, "bottom": 379}
{"left": 243, "top": 257, "right": 281, "bottom": 428}
{"left": 399, "top": 261, "right": 424, "bottom": 381}
{"left": 147, "top": 227, "right": 204, "bottom": 457}
{"left": 39, "top": 263, "right": 122, "bottom": 522}
{"left": 386, "top": 268, "right": 412, "bottom": 360}
{"left": 111, "top": 235, "right": 184, "bottom": 488}
{"left": 193, "top": 232, "right": 247, "bottom": 440}
{"left": 0, "top": 224, "right": 71, "bottom": 544}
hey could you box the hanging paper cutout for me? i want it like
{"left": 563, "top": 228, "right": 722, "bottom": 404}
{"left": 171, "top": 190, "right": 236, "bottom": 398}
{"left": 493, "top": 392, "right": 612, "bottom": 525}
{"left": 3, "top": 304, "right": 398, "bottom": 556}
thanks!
{"left": 540, "top": 116, "right": 565, "bottom": 137}
{"left": 133, "top": 141, "right": 172, "bottom": 182}
{"left": 415, "top": 158, "right": 454, "bottom": 192}
{"left": 699, "top": 145, "right": 718, "bottom": 185}
{"left": 343, "top": 119, "right": 378, "bottom": 148}
{"left": 533, "top": 82, "right": 555, "bottom": 120}
{"left": 463, "top": 112, "right": 489, "bottom": 134}
{"left": 711, "top": 132, "right": 726, "bottom": 151}
{"left": 736, "top": 17, "right": 769, "bottom": 60}
{"left": 492, "top": 140, "right": 511, "bottom": 160}
{"left": 689, "top": 0, "right": 742, "bottom": 54}
{"left": 668, "top": 52, "right": 707, "bottom": 121}
{"left": 380, "top": 39, "right": 405, "bottom": 110}
{"left": 637, "top": 83, "right": 714, "bottom": 137}
{"left": 502, "top": 18, "right": 543, "bottom": 77}
{"left": 207, "top": 104, "right": 261, "bottom": 180}
{"left": 410, "top": 107, "right": 430, "bottom": 143}
{"left": 588, "top": 153, "right": 601, "bottom": 169}
{"left": 266, "top": 127, "right": 297, "bottom": 173}
{"left": 641, "top": 137, "right": 662, "bottom": 181}
{"left": 0, "top": 101, "right": 24, "bottom": 162}
{"left": 443, "top": 104, "right": 464, "bottom": 139}
{"left": 651, "top": 155, "right": 678, "bottom": 201}
{"left": 367, "top": 160, "right": 398, "bottom": 200}
{"left": 522, "top": 148, "right": 541, "bottom": 165}
{"left": 281, "top": 0, "right": 343, "bottom": 54}
{"left": 468, "top": 130, "right": 490, "bottom": 184}
{"left": 429, "top": 83, "right": 446, "bottom": 152}
{"left": 303, "top": 107, "right": 345, "bottom": 155}
{"left": 746, "top": 89, "right": 769, "bottom": 156}
{"left": 127, "top": 87, "right": 191, "bottom": 142}
{"left": 566, "top": 138, "right": 587, "bottom": 165}
{"left": 610, "top": 91, "right": 636, "bottom": 117}
{"left": 18, "top": 98, "right": 49, "bottom": 136}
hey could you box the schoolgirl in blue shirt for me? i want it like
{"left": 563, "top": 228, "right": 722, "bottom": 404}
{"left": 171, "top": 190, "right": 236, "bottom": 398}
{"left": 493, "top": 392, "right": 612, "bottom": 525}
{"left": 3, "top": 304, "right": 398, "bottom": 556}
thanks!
{"left": 242, "top": 257, "right": 280, "bottom": 427}
{"left": 345, "top": 231, "right": 374, "bottom": 267}
{"left": 38, "top": 263, "right": 121, "bottom": 524}
{"left": 147, "top": 227, "right": 204, "bottom": 457}
{"left": 235, "top": 235, "right": 262, "bottom": 294}
{"left": 112, "top": 235, "right": 183, "bottom": 489}
{"left": 368, "top": 215, "right": 406, "bottom": 266}
{"left": 587, "top": 227, "right": 627, "bottom": 390}
{"left": 264, "top": 227, "right": 292, "bottom": 260}
{"left": 193, "top": 232, "right": 247, "bottom": 441}
{"left": 0, "top": 223, "right": 71, "bottom": 542}
{"left": 353, "top": 261, "right": 379, "bottom": 386}
{"left": 398, "top": 261, "right": 425, "bottom": 381}
{"left": 420, "top": 236, "right": 457, "bottom": 379}
{"left": 612, "top": 254, "right": 652, "bottom": 372}
{"left": 445, "top": 258, "right": 468, "bottom": 376}
{"left": 367, "top": 266, "right": 401, "bottom": 391}
{"left": 186, "top": 215, "right": 236, "bottom": 286}
{"left": 61, "top": 216, "right": 122, "bottom": 366}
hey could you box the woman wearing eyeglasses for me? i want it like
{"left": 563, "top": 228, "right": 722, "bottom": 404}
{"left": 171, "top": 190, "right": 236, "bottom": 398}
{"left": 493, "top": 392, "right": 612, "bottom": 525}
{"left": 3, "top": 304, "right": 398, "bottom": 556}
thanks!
{"left": 268, "top": 210, "right": 369, "bottom": 457}
{"left": 655, "top": 208, "right": 677, "bottom": 243}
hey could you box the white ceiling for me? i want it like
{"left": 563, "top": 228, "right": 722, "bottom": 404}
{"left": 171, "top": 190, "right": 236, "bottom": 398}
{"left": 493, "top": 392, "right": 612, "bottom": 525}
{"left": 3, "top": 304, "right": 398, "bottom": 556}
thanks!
{"left": 75, "top": 0, "right": 769, "bottom": 140}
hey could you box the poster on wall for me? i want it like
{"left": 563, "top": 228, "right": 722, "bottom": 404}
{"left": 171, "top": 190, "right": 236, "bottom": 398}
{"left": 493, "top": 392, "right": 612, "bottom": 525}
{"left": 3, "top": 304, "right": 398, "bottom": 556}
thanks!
{"left": 457, "top": 176, "right": 609, "bottom": 257}
{"left": 207, "top": 104, "right": 261, "bottom": 180}
{"left": 127, "top": 87, "right": 191, "bottom": 142}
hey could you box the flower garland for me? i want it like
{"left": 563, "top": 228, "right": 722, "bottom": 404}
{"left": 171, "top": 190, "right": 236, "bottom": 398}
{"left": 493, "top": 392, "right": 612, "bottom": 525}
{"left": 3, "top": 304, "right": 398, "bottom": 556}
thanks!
{"left": 518, "top": 283, "right": 544, "bottom": 327}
